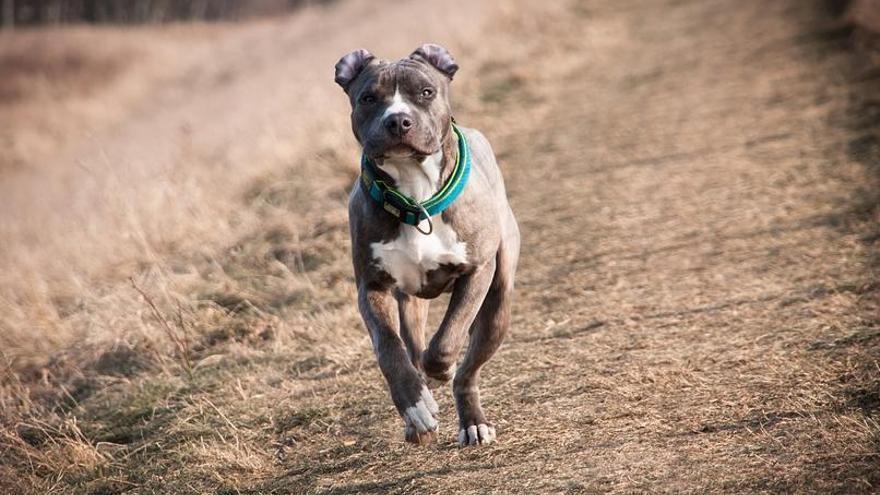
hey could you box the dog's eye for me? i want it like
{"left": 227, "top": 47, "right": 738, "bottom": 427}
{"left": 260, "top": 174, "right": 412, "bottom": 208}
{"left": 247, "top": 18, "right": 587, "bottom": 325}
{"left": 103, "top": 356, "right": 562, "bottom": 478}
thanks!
{"left": 359, "top": 93, "right": 377, "bottom": 105}
{"left": 421, "top": 88, "right": 436, "bottom": 99}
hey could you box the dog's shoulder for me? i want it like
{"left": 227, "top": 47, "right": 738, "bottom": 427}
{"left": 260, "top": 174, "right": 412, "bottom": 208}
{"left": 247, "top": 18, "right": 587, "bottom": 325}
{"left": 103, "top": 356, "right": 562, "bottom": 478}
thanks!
{"left": 458, "top": 126, "right": 495, "bottom": 163}
{"left": 457, "top": 125, "right": 510, "bottom": 205}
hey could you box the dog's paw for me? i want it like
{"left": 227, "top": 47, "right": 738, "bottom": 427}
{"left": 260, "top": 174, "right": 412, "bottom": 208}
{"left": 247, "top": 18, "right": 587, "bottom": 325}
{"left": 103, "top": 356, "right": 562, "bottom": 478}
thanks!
{"left": 401, "top": 385, "right": 439, "bottom": 444}
{"left": 458, "top": 423, "right": 496, "bottom": 446}
{"left": 422, "top": 352, "right": 456, "bottom": 383}
{"left": 405, "top": 425, "right": 437, "bottom": 445}
{"left": 424, "top": 362, "right": 456, "bottom": 388}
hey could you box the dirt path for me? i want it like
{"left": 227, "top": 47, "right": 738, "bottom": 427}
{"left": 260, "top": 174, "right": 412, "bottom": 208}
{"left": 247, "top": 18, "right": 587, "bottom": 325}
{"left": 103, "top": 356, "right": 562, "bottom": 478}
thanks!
{"left": 2, "top": 0, "right": 878, "bottom": 494}
{"left": 267, "top": 1, "right": 880, "bottom": 493}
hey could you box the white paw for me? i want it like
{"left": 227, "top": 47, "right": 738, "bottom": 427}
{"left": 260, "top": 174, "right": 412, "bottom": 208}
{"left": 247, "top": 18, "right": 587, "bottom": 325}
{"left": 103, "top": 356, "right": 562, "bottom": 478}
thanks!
{"left": 458, "top": 423, "right": 496, "bottom": 446}
{"left": 403, "top": 386, "right": 439, "bottom": 433}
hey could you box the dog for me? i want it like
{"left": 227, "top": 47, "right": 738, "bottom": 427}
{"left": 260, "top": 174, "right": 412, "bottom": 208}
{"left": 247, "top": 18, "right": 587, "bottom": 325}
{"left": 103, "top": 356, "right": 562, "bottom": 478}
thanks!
{"left": 334, "top": 43, "right": 519, "bottom": 446}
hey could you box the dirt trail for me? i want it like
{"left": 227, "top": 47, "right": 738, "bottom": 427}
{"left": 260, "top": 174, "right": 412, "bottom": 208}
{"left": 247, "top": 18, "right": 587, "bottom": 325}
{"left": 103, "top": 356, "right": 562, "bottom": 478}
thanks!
{"left": 2, "top": 0, "right": 879, "bottom": 493}
{"left": 269, "top": 1, "right": 880, "bottom": 492}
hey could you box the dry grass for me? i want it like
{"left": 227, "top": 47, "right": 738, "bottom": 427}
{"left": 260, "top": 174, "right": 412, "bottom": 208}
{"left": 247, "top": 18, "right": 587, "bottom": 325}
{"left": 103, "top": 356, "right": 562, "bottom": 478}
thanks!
{"left": 1, "top": 0, "right": 879, "bottom": 493}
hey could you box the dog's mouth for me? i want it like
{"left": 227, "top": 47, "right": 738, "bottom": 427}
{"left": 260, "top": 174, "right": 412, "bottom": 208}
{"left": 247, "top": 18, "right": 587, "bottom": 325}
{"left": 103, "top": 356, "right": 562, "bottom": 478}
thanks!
{"left": 365, "top": 140, "right": 436, "bottom": 160}
{"left": 381, "top": 144, "right": 429, "bottom": 159}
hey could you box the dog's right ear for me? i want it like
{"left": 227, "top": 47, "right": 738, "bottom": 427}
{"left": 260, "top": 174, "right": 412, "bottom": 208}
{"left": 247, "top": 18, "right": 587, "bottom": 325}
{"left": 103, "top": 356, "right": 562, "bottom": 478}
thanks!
{"left": 334, "top": 49, "right": 375, "bottom": 92}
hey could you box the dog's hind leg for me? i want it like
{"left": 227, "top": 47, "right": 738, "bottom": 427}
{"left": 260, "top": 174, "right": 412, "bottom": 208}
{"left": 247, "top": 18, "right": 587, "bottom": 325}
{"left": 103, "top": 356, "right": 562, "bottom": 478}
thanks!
{"left": 397, "top": 293, "right": 429, "bottom": 371}
{"left": 454, "top": 233, "right": 519, "bottom": 446}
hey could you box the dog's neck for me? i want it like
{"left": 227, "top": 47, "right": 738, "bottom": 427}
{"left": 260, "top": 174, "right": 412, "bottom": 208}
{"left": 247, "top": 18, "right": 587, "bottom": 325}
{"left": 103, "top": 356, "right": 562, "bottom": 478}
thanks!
{"left": 376, "top": 128, "right": 458, "bottom": 202}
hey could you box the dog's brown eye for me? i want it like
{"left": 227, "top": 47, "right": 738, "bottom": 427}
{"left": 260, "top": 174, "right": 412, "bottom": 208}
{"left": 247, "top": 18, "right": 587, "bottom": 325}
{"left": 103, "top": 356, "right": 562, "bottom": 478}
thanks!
{"left": 421, "top": 88, "right": 435, "bottom": 99}
{"left": 359, "top": 93, "right": 376, "bottom": 105}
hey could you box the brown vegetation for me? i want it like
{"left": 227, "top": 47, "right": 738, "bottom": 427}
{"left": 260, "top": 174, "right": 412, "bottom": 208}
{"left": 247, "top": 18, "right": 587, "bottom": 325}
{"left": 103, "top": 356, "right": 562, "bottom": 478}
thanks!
{"left": 1, "top": 0, "right": 878, "bottom": 493}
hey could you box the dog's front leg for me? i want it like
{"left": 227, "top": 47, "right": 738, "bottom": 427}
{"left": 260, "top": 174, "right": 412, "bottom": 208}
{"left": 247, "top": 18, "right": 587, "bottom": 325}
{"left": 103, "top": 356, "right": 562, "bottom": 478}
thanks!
{"left": 421, "top": 258, "right": 496, "bottom": 383}
{"left": 397, "top": 293, "right": 429, "bottom": 371}
{"left": 358, "top": 285, "right": 439, "bottom": 444}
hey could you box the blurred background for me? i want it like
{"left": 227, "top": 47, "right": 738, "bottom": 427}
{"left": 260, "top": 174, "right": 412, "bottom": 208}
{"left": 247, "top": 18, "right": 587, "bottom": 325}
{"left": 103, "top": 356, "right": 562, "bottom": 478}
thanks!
{"left": 0, "top": 0, "right": 325, "bottom": 25}
{"left": 1, "top": 1, "right": 878, "bottom": 494}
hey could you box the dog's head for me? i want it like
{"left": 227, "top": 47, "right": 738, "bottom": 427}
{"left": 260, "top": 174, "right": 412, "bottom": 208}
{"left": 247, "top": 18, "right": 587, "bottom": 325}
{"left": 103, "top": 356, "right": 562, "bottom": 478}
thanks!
{"left": 334, "top": 44, "right": 459, "bottom": 159}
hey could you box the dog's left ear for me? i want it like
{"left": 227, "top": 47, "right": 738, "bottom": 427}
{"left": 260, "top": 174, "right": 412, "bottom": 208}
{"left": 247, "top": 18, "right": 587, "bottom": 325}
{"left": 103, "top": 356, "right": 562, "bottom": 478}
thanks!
{"left": 335, "top": 48, "right": 375, "bottom": 92}
{"left": 410, "top": 43, "right": 459, "bottom": 80}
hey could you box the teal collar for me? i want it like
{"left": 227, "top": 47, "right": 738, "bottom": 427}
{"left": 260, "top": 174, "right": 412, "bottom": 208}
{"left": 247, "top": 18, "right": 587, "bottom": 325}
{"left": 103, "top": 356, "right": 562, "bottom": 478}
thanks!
{"left": 360, "top": 123, "right": 471, "bottom": 235}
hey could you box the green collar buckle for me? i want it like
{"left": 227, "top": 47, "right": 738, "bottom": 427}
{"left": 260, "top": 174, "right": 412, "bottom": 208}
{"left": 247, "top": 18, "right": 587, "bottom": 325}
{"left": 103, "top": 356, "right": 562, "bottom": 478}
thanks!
{"left": 360, "top": 123, "right": 471, "bottom": 235}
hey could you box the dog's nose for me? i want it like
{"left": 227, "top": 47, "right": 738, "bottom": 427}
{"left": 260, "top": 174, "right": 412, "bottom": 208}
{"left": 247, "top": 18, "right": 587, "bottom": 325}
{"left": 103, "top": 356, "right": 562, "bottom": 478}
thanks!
{"left": 384, "top": 113, "right": 414, "bottom": 137}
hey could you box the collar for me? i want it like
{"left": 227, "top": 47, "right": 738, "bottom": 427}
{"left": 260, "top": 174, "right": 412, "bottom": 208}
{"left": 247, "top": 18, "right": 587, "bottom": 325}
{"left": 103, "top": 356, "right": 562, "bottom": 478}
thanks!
{"left": 359, "top": 123, "right": 471, "bottom": 235}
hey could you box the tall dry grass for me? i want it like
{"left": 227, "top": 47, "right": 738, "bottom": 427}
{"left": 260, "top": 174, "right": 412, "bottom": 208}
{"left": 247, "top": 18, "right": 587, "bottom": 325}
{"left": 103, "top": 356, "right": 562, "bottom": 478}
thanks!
{"left": 0, "top": 0, "right": 491, "bottom": 490}
{"left": 2, "top": 0, "right": 877, "bottom": 492}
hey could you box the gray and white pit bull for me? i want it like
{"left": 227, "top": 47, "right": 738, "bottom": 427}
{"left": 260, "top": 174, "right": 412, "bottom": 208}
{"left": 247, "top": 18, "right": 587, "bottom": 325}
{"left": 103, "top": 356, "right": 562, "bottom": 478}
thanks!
{"left": 335, "top": 44, "right": 519, "bottom": 446}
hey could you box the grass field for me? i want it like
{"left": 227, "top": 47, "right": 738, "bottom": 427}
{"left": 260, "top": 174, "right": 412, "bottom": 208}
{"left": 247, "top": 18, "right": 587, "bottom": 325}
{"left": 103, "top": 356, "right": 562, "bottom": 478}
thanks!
{"left": 1, "top": 0, "right": 879, "bottom": 493}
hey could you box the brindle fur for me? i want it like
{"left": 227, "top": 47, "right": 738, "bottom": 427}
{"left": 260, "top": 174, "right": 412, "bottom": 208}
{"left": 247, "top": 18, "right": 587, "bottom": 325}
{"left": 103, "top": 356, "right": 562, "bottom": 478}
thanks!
{"left": 337, "top": 44, "right": 520, "bottom": 446}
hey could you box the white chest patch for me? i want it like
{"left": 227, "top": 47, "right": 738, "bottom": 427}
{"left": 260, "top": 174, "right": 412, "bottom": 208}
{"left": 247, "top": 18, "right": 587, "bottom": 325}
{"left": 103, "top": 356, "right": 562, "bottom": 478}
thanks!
{"left": 371, "top": 215, "right": 468, "bottom": 294}
{"left": 370, "top": 152, "right": 468, "bottom": 294}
